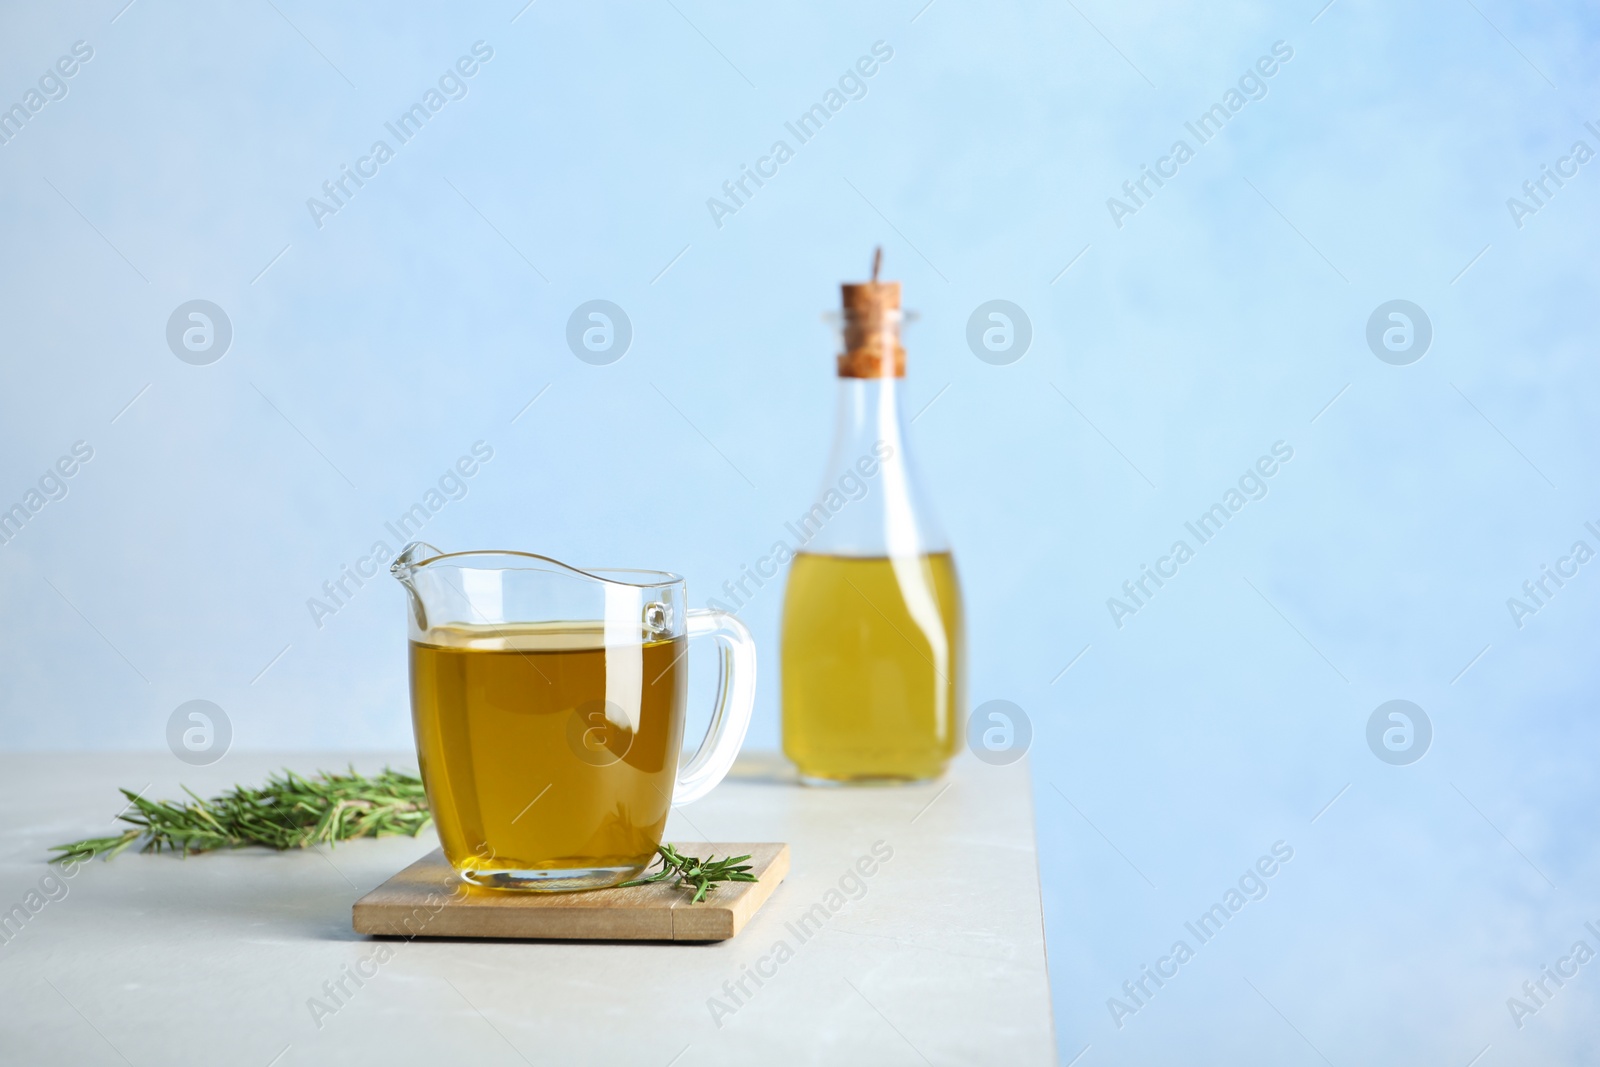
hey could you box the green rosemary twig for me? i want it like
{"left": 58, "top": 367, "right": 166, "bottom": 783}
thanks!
{"left": 617, "top": 843, "right": 758, "bottom": 903}
{"left": 48, "top": 767, "right": 431, "bottom": 863}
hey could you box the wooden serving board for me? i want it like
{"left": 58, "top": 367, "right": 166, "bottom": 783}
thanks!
{"left": 352, "top": 843, "right": 789, "bottom": 942}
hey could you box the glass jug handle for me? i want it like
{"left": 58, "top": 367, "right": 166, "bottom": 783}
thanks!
{"left": 673, "top": 608, "right": 757, "bottom": 805}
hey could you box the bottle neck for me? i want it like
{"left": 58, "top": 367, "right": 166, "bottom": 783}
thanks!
{"left": 796, "top": 377, "right": 946, "bottom": 557}
{"left": 829, "top": 373, "right": 904, "bottom": 468}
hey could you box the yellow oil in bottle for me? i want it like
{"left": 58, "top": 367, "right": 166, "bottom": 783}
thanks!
{"left": 781, "top": 551, "right": 963, "bottom": 782}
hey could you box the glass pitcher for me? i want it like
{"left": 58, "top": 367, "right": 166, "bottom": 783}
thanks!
{"left": 391, "top": 542, "right": 756, "bottom": 891}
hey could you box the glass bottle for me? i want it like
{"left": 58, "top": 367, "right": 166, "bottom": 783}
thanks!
{"left": 780, "top": 253, "right": 965, "bottom": 784}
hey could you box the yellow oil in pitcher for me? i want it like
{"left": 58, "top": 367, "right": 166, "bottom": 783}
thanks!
{"left": 409, "top": 622, "right": 686, "bottom": 879}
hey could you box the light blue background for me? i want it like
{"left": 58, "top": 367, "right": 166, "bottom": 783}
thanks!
{"left": 2, "top": 1, "right": 1598, "bottom": 1062}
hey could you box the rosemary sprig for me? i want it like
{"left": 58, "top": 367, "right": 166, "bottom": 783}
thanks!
{"left": 49, "top": 767, "right": 431, "bottom": 863}
{"left": 50, "top": 774, "right": 758, "bottom": 907}
{"left": 617, "top": 843, "right": 758, "bottom": 903}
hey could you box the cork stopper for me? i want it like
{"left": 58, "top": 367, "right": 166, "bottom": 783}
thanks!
{"left": 837, "top": 248, "right": 905, "bottom": 378}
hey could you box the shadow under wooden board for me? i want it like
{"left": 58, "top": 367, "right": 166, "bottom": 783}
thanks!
{"left": 353, "top": 843, "right": 790, "bottom": 942}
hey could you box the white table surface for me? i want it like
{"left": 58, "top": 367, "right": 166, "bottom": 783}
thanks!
{"left": 0, "top": 751, "right": 1054, "bottom": 1066}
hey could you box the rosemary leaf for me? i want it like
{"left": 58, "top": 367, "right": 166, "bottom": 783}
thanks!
{"left": 617, "top": 843, "right": 759, "bottom": 903}
{"left": 49, "top": 767, "right": 431, "bottom": 863}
